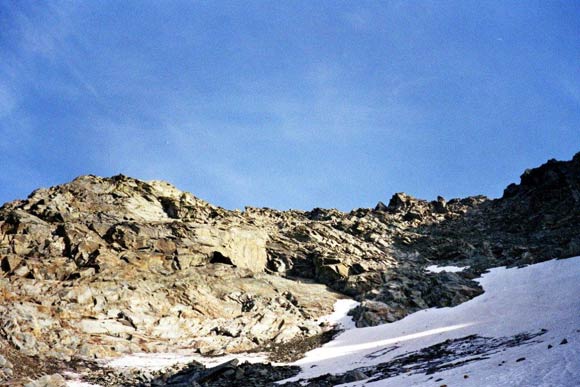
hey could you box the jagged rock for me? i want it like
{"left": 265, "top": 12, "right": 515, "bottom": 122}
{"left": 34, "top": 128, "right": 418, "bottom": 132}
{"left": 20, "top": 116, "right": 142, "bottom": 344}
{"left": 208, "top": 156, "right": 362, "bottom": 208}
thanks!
{"left": 1, "top": 255, "right": 23, "bottom": 274}
{"left": 388, "top": 192, "right": 411, "bottom": 211}
{"left": 343, "top": 369, "right": 369, "bottom": 383}
{"left": 0, "top": 152, "right": 579, "bottom": 383}
{"left": 432, "top": 196, "right": 448, "bottom": 214}
{"left": 374, "top": 201, "right": 388, "bottom": 212}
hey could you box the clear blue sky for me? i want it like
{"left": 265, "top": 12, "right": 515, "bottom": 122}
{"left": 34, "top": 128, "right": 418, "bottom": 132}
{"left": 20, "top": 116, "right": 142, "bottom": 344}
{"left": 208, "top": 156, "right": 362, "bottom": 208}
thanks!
{"left": 1, "top": 1, "right": 578, "bottom": 210}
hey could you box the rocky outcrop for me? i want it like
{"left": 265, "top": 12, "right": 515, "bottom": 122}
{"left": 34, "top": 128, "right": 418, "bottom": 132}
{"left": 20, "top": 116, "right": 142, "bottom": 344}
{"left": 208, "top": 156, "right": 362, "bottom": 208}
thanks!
{"left": 1, "top": 152, "right": 579, "bottom": 385}
{"left": 0, "top": 175, "right": 344, "bottom": 374}
{"left": 407, "top": 153, "right": 580, "bottom": 272}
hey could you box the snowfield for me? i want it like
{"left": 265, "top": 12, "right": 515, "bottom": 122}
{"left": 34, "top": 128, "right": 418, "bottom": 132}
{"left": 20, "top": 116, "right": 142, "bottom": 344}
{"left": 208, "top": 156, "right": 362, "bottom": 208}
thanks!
{"left": 281, "top": 256, "right": 580, "bottom": 386}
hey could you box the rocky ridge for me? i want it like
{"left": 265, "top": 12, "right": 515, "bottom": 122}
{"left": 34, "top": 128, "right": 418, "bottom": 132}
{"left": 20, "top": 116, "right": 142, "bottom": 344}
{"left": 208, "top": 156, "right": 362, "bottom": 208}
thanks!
{"left": 1, "top": 152, "right": 579, "bottom": 385}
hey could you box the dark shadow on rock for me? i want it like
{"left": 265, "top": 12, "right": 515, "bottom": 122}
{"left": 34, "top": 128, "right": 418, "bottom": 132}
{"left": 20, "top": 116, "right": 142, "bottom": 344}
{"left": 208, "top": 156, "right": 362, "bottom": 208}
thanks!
{"left": 398, "top": 151, "right": 580, "bottom": 275}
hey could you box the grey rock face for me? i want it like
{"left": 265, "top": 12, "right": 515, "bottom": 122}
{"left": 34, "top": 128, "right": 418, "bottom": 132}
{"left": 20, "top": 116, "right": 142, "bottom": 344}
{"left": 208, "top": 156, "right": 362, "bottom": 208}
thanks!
{"left": 0, "top": 153, "right": 579, "bottom": 383}
{"left": 0, "top": 354, "right": 13, "bottom": 382}
{"left": 0, "top": 175, "right": 342, "bottom": 366}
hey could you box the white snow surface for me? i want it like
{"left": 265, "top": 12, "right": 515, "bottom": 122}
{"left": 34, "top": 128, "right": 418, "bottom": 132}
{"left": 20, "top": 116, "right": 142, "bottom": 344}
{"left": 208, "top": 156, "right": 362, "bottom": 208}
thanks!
{"left": 104, "top": 351, "right": 269, "bottom": 370}
{"left": 425, "top": 264, "right": 469, "bottom": 273}
{"left": 280, "top": 256, "right": 580, "bottom": 386}
{"left": 317, "top": 299, "right": 360, "bottom": 330}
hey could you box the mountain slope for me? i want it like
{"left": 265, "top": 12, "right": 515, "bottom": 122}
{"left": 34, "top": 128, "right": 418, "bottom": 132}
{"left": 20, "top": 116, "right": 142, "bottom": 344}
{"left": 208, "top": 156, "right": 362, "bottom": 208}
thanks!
{"left": 0, "top": 152, "right": 579, "bottom": 385}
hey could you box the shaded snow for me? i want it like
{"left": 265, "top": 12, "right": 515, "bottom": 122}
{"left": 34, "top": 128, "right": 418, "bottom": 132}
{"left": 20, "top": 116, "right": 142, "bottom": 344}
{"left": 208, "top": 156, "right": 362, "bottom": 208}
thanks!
{"left": 281, "top": 257, "right": 580, "bottom": 386}
{"left": 425, "top": 264, "right": 469, "bottom": 273}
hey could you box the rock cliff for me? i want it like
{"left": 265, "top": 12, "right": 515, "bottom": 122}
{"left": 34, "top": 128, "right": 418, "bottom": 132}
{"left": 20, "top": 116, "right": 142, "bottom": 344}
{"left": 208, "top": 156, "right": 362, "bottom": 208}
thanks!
{"left": 1, "top": 152, "right": 579, "bottom": 385}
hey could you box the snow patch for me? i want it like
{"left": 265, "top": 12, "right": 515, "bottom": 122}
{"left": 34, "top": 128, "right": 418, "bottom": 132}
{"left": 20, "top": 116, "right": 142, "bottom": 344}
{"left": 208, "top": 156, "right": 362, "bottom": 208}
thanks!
{"left": 104, "top": 351, "right": 269, "bottom": 370}
{"left": 317, "top": 299, "right": 359, "bottom": 330}
{"left": 66, "top": 381, "right": 101, "bottom": 387}
{"left": 104, "top": 353, "right": 197, "bottom": 370}
{"left": 426, "top": 264, "right": 469, "bottom": 273}
{"left": 64, "top": 371, "right": 101, "bottom": 387}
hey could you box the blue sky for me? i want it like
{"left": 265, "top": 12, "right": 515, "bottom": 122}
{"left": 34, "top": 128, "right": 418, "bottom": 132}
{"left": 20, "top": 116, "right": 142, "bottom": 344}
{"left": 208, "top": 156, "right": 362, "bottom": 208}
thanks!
{"left": 0, "top": 1, "right": 578, "bottom": 210}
